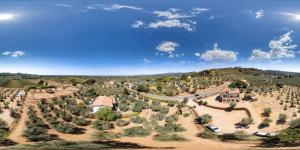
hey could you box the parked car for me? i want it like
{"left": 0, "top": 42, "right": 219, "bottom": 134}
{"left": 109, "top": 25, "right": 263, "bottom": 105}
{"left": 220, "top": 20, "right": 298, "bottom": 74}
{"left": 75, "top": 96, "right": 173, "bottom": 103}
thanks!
{"left": 206, "top": 125, "right": 221, "bottom": 132}
{"left": 254, "top": 131, "right": 275, "bottom": 137}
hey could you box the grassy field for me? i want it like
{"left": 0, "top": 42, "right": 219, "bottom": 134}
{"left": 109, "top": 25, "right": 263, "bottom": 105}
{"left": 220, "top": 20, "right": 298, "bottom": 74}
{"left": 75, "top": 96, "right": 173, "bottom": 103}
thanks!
{"left": 0, "top": 79, "right": 34, "bottom": 88}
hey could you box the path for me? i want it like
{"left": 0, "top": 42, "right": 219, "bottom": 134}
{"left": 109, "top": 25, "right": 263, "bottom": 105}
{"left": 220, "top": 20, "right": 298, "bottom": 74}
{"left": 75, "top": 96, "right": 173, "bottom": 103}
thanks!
{"left": 8, "top": 90, "right": 36, "bottom": 144}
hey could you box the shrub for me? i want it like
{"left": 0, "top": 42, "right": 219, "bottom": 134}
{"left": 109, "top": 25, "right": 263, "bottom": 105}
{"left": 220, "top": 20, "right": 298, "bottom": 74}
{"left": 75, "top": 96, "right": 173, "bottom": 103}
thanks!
{"left": 92, "top": 120, "right": 114, "bottom": 130}
{"left": 93, "top": 131, "right": 122, "bottom": 140}
{"left": 116, "top": 119, "right": 130, "bottom": 127}
{"left": 195, "top": 114, "right": 212, "bottom": 125}
{"left": 72, "top": 117, "right": 90, "bottom": 126}
{"left": 289, "top": 118, "right": 300, "bottom": 128}
{"left": 153, "top": 133, "right": 188, "bottom": 142}
{"left": 123, "top": 126, "right": 150, "bottom": 137}
{"left": 132, "top": 101, "right": 148, "bottom": 112}
{"left": 263, "top": 108, "right": 272, "bottom": 117}
{"left": 197, "top": 130, "right": 218, "bottom": 139}
{"left": 259, "top": 118, "right": 272, "bottom": 128}
{"left": 150, "top": 113, "right": 165, "bottom": 121}
{"left": 237, "top": 117, "right": 253, "bottom": 128}
{"left": 229, "top": 101, "right": 237, "bottom": 109}
{"left": 165, "top": 115, "right": 178, "bottom": 123}
{"left": 130, "top": 116, "right": 146, "bottom": 124}
{"left": 219, "top": 131, "right": 249, "bottom": 141}
{"left": 183, "top": 113, "right": 190, "bottom": 117}
{"left": 94, "top": 108, "right": 121, "bottom": 122}
{"left": 277, "top": 113, "right": 287, "bottom": 124}
{"left": 0, "top": 119, "right": 8, "bottom": 130}
{"left": 54, "top": 122, "right": 79, "bottom": 134}
{"left": 155, "top": 122, "right": 185, "bottom": 133}
{"left": 167, "top": 101, "right": 176, "bottom": 107}
{"left": 118, "top": 104, "right": 129, "bottom": 112}
{"left": 264, "top": 128, "right": 300, "bottom": 146}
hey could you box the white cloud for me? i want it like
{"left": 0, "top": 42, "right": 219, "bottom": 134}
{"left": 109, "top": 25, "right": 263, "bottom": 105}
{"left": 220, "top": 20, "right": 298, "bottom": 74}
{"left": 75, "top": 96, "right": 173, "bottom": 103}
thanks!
{"left": 156, "top": 41, "right": 179, "bottom": 53}
{"left": 153, "top": 8, "right": 209, "bottom": 19}
{"left": 255, "top": 10, "right": 264, "bottom": 19}
{"left": 250, "top": 31, "right": 297, "bottom": 60}
{"left": 190, "top": 8, "right": 210, "bottom": 15}
{"left": 156, "top": 41, "right": 184, "bottom": 58}
{"left": 102, "top": 4, "right": 143, "bottom": 12}
{"left": 148, "top": 19, "right": 194, "bottom": 31}
{"left": 55, "top": 4, "right": 72, "bottom": 8}
{"left": 143, "top": 58, "right": 154, "bottom": 64}
{"left": 132, "top": 20, "right": 144, "bottom": 28}
{"left": 278, "top": 12, "right": 300, "bottom": 21}
{"left": 196, "top": 43, "right": 238, "bottom": 61}
{"left": 209, "top": 15, "right": 215, "bottom": 20}
{"left": 2, "top": 51, "right": 25, "bottom": 58}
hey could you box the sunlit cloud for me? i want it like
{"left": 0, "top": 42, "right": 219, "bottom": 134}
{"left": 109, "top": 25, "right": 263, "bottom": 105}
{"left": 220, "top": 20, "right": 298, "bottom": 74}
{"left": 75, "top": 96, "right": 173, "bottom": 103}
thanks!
{"left": 0, "top": 13, "right": 14, "bottom": 21}
{"left": 278, "top": 12, "right": 300, "bottom": 21}
{"left": 2, "top": 51, "right": 25, "bottom": 58}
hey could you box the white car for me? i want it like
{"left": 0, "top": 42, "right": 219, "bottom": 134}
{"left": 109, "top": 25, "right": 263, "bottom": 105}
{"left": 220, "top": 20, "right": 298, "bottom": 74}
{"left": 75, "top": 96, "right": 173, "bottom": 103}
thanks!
{"left": 254, "top": 131, "right": 275, "bottom": 137}
{"left": 206, "top": 125, "right": 221, "bottom": 132}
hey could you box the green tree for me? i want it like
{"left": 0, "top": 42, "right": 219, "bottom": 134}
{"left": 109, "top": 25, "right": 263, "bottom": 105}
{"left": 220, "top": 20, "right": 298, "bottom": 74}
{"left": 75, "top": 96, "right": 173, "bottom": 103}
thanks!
{"left": 94, "top": 108, "right": 121, "bottom": 122}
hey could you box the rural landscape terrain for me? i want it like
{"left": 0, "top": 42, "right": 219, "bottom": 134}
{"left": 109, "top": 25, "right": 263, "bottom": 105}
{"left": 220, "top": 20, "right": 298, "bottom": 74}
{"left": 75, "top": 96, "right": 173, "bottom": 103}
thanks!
{"left": 0, "top": 67, "right": 299, "bottom": 150}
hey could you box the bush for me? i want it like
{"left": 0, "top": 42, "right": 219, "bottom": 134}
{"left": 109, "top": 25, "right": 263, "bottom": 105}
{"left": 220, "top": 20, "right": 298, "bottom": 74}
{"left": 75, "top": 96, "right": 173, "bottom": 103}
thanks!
{"left": 197, "top": 130, "right": 218, "bottom": 139}
{"left": 155, "top": 122, "right": 185, "bottom": 133}
{"left": 150, "top": 113, "right": 165, "bottom": 121}
{"left": 289, "top": 118, "right": 300, "bottom": 128}
{"left": 94, "top": 108, "right": 121, "bottom": 122}
{"left": 153, "top": 133, "right": 188, "bottom": 142}
{"left": 277, "top": 113, "right": 287, "bottom": 124}
{"left": 123, "top": 126, "right": 150, "bottom": 137}
{"left": 116, "top": 119, "right": 130, "bottom": 127}
{"left": 263, "top": 108, "right": 272, "bottom": 117}
{"left": 165, "top": 115, "right": 178, "bottom": 123}
{"left": 167, "top": 101, "right": 176, "bottom": 107}
{"left": 93, "top": 131, "right": 122, "bottom": 140}
{"left": 54, "top": 122, "right": 79, "bottom": 134}
{"left": 92, "top": 120, "right": 114, "bottom": 130}
{"left": 72, "top": 117, "right": 90, "bottom": 126}
{"left": 229, "top": 101, "right": 237, "bottom": 109}
{"left": 264, "top": 128, "right": 300, "bottom": 146}
{"left": 183, "top": 113, "right": 190, "bottom": 117}
{"left": 132, "top": 101, "right": 148, "bottom": 112}
{"left": 259, "top": 118, "right": 272, "bottom": 128}
{"left": 118, "top": 104, "right": 129, "bottom": 112}
{"left": 195, "top": 114, "right": 212, "bottom": 125}
{"left": 219, "top": 131, "right": 249, "bottom": 141}
{"left": 0, "top": 119, "right": 8, "bottom": 130}
{"left": 130, "top": 116, "right": 146, "bottom": 124}
{"left": 237, "top": 117, "right": 253, "bottom": 128}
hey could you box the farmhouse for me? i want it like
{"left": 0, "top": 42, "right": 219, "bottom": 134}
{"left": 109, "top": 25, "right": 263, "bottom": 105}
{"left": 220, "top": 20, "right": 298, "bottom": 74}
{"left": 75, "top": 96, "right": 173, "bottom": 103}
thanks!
{"left": 219, "top": 87, "right": 240, "bottom": 102}
{"left": 91, "top": 96, "right": 117, "bottom": 113}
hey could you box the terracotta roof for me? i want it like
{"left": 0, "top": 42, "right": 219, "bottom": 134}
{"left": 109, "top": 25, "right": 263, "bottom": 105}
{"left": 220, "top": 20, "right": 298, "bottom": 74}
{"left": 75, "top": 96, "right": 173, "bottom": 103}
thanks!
{"left": 91, "top": 96, "right": 116, "bottom": 108}
{"left": 221, "top": 88, "right": 240, "bottom": 94}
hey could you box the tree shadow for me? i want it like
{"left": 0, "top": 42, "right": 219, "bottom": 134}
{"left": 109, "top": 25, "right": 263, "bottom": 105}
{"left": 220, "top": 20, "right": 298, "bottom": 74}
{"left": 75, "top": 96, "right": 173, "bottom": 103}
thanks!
{"left": 94, "top": 140, "right": 176, "bottom": 149}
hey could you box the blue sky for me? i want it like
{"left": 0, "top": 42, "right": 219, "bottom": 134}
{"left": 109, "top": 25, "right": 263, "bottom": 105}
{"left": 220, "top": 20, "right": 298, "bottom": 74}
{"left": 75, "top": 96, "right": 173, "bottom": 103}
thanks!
{"left": 0, "top": 0, "right": 300, "bottom": 75}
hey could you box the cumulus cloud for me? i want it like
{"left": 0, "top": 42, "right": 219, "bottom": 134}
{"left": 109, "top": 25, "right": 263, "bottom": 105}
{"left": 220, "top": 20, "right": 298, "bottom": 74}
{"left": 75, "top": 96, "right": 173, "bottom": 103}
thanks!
{"left": 132, "top": 20, "right": 144, "bottom": 28}
{"left": 156, "top": 41, "right": 179, "bottom": 53}
{"left": 2, "top": 51, "right": 25, "bottom": 58}
{"left": 102, "top": 4, "right": 143, "bottom": 11}
{"left": 148, "top": 19, "right": 194, "bottom": 31}
{"left": 156, "top": 41, "right": 184, "bottom": 58}
{"left": 195, "top": 43, "right": 238, "bottom": 61}
{"left": 250, "top": 31, "right": 297, "bottom": 61}
{"left": 255, "top": 10, "right": 264, "bottom": 19}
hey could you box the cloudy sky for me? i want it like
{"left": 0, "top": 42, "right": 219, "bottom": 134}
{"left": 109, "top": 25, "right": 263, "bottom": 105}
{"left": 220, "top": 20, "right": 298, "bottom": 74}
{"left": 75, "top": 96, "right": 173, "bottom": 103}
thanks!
{"left": 0, "top": 0, "right": 300, "bottom": 75}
